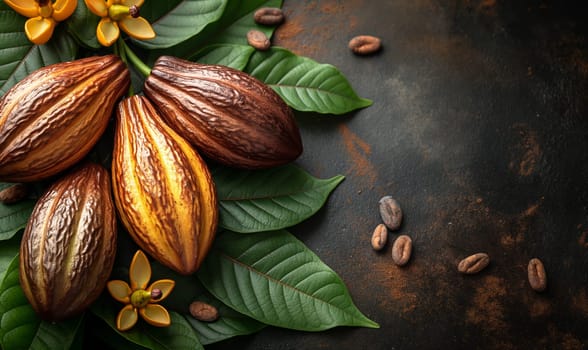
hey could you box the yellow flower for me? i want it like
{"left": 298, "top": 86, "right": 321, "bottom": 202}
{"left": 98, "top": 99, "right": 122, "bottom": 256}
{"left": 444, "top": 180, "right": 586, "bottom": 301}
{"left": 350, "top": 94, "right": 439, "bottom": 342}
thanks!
{"left": 4, "top": 0, "right": 77, "bottom": 45}
{"left": 107, "top": 250, "right": 175, "bottom": 331}
{"left": 84, "top": 0, "right": 155, "bottom": 47}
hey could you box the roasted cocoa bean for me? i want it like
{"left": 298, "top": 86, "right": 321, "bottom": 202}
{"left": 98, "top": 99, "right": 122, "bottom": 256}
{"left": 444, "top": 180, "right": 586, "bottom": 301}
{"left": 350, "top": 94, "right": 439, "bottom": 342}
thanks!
{"left": 348, "top": 35, "right": 382, "bottom": 55}
{"left": 254, "top": 7, "right": 285, "bottom": 26}
{"left": 458, "top": 253, "right": 490, "bottom": 274}
{"left": 247, "top": 30, "right": 271, "bottom": 51}
{"left": 392, "top": 235, "right": 412, "bottom": 266}
{"left": 527, "top": 258, "right": 547, "bottom": 292}
{"left": 371, "top": 223, "right": 388, "bottom": 251}
{"left": 378, "top": 196, "right": 403, "bottom": 230}
{"left": 0, "top": 183, "right": 28, "bottom": 203}
{"left": 189, "top": 301, "right": 219, "bottom": 322}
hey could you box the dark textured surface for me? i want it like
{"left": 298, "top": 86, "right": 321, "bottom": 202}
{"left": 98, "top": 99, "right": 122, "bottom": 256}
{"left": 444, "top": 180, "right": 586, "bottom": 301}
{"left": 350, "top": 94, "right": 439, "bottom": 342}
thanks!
{"left": 212, "top": 1, "right": 588, "bottom": 349}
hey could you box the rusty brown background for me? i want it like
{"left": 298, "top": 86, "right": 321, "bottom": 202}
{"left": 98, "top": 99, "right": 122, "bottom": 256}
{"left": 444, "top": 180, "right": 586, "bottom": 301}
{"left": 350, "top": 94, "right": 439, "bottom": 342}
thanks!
{"left": 211, "top": 0, "right": 588, "bottom": 349}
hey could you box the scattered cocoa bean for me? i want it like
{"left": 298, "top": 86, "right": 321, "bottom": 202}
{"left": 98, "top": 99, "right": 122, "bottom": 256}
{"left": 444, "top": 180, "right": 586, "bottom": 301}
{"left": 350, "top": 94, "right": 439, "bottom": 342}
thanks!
{"left": 0, "top": 183, "right": 28, "bottom": 204}
{"left": 371, "top": 224, "right": 388, "bottom": 251}
{"left": 254, "top": 7, "right": 285, "bottom": 26}
{"left": 378, "top": 196, "right": 403, "bottom": 230}
{"left": 189, "top": 301, "right": 219, "bottom": 322}
{"left": 247, "top": 30, "right": 271, "bottom": 51}
{"left": 527, "top": 258, "right": 547, "bottom": 292}
{"left": 348, "top": 35, "right": 382, "bottom": 55}
{"left": 392, "top": 235, "right": 412, "bottom": 266}
{"left": 457, "top": 253, "right": 490, "bottom": 274}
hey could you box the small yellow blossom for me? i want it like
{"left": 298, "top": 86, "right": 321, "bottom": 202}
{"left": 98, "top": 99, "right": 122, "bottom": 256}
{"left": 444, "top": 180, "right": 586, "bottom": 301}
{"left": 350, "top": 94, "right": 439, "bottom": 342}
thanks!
{"left": 4, "top": 0, "right": 77, "bottom": 45}
{"left": 107, "top": 250, "right": 175, "bottom": 331}
{"left": 84, "top": 0, "right": 155, "bottom": 47}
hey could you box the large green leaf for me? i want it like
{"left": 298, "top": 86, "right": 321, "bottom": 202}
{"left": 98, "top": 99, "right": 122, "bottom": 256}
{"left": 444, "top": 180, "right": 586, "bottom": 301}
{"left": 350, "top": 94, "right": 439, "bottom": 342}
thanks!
{"left": 0, "top": 233, "right": 20, "bottom": 283}
{"left": 245, "top": 47, "right": 372, "bottom": 114}
{"left": 198, "top": 230, "right": 379, "bottom": 331}
{"left": 135, "top": 0, "right": 228, "bottom": 49}
{"left": 92, "top": 297, "right": 204, "bottom": 350}
{"left": 0, "top": 199, "right": 34, "bottom": 241}
{"left": 0, "top": 4, "right": 77, "bottom": 95}
{"left": 188, "top": 44, "right": 254, "bottom": 70}
{"left": 66, "top": 0, "right": 100, "bottom": 49}
{"left": 0, "top": 255, "right": 83, "bottom": 350}
{"left": 213, "top": 165, "right": 344, "bottom": 233}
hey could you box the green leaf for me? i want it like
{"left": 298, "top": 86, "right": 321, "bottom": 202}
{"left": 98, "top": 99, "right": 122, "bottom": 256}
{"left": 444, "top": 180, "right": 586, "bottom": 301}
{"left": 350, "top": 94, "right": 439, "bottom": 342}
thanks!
{"left": 66, "top": 0, "right": 101, "bottom": 49}
{"left": 0, "top": 255, "right": 83, "bottom": 350}
{"left": 0, "top": 199, "right": 34, "bottom": 241}
{"left": 245, "top": 47, "right": 372, "bottom": 114}
{"left": 92, "top": 297, "right": 204, "bottom": 350}
{"left": 0, "top": 233, "right": 20, "bottom": 282}
{"left": 213, "top": 165, "right": 344, "bottom": 233}
{"left": 184, "top": 291, "right": 265, "bottom": 345}
{"left": 0, "top": 5, "right": 78, "bottom": 95}
{"left": 135, "top": 0, "right": 229, "bottom": 49}
{"left": 198, "top": 230, "right": 379, "bottom": 331}
{"left": 188, "top": 44, "right": 254, "bottom": 70}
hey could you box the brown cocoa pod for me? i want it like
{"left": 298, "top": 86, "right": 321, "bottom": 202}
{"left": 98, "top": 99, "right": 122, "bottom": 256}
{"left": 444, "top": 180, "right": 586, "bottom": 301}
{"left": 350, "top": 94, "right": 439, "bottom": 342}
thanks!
{"left": 527, "top": 258, "right": 547, "bottom": 292}
{"left": 392, "top": 235, "right": 412, "bottom": 266}
{"left": 247, "top": 29, "right": 271, "bottom": 51}
{"left": 112, "top": 95, "right": 218, "bottom": 275}
{"left": 143, "top": 56, "right": 302, "bottom": 169}
{"left": 371, "top": 223, "right": 388, "bottom": 251}
{"left": 0, "top": 183, "right": 28, "bottom": 203}
{"left": 457, "top": 253, "right": 490, "bottom": 274}
{"left": 0, "top": 55, "right": 130, "bottom": 182}
{"left": 378, "top": 196, "right": 403, "bottom": 230}
{"left": 254, "top": 7, "right": 285, "bottom": 25}
{"left": 348, "top": 35, "right": 382, "bottom": 55}
{"left": 189, "top": 301, "right": 219, "bottom": 322}
{"left": 19, "top": 163, "right": 117, "bottom": 321}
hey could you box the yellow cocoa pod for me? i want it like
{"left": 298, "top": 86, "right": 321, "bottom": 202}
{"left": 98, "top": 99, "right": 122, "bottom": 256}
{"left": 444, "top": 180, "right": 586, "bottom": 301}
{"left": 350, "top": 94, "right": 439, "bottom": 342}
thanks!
{"left": 0, "top": 55, "right": 130, "bottom": 182}
{"left": 112, "top": 95, "right": 218, "bottom": 275}
{"left": 19, "top": 163, "right": 117, "bottom": 321}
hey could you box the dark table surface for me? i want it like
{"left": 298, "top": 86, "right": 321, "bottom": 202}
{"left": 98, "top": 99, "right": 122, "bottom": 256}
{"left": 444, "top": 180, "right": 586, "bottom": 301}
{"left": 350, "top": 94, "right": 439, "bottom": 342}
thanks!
{"left": 212, "top": 1, "right": 588, "bottom": 349}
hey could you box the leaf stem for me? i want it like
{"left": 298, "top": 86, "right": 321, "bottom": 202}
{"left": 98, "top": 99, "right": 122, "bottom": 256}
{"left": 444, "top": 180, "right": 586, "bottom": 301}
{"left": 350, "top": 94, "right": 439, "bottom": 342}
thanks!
{"left": 120, "top": 39, "right": 151, "bottom": 78}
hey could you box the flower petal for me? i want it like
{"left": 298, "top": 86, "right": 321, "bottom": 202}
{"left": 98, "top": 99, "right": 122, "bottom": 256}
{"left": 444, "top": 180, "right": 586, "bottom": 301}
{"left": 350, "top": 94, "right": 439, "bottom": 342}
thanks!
{"left": 4, "top": 0, "right": 38, "bottom": 18}
{"left": 116, "top": 304, "right": 138, "bottom": 331}
{"left": 107, "top": 280, "right": 131, "bottom": 304}
{"left": 130, "top": 250, "right": 151, "bottom": 290}
{"left": 121, "top": 0, "right": 144, "bottom": 7}
{"left": 147, "top": 279, "right": 175, "bottom": 301}
{"left": 96, "top": 18, "right": 119, "bottom": 47}
{"left": 84, "top": 0, "right": 108, "bottom": 17}
{"left": 52, "top": 0, "right": 77, "bottom": 21}
{"left": 24, "top": 17, "right": 55, "bottom": 45}
{"left": 119, "top": 16, "right": 155, "bottom": 40}
{"left": 140, "top": 304, "right": 171, "bottom": 327}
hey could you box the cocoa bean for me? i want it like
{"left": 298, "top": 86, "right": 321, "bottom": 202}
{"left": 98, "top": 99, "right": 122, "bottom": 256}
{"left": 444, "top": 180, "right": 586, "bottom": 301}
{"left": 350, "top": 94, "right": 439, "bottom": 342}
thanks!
{"left": 392, "top": 235, "right": 412, "bottom": 266}
{"left": 254, "top": 7, "right": 285, "bottom": 26}
{"left": 527, "top": 258, "right": 547, "bottom": 292}
{"left": 378, "top": 196, "right": 403, "bottom": 230}
{"left": 190, "top": 301, "right": 219, "bottom": 322}
{"left": 247, "top": 30, "right": 271, "bottom": 51}
{"left": 348, "top": 35, "right": 382, "bottom": 55}
{"left": 0, "top": 183, "right": 28, "bottom": 203}
{"left": 457, "top": 253, "right": 490, "bottom": 274}
{"left": 371, "top": 224, "right": 388, "bottom": 251}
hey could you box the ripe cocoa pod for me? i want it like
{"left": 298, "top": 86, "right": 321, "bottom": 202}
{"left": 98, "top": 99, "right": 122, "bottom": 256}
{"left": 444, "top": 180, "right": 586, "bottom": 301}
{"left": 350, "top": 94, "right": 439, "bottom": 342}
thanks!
{"left": 0, "top": 55, "right": 130, "bottom": 182}
{"left": 143, "top": 55, "right": 302, "bottom": 169}
{"left": 19, "top": 163, "right": 117, "bottom": 321}
{"left": 112, "top": 95, "right": 218, "bottom": 275}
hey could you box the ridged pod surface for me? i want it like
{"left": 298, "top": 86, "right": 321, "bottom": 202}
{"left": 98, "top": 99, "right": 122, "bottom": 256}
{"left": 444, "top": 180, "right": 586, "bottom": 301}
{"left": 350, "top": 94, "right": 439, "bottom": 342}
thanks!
{"left": 144, "top": 55, "right": 302, "bottom": 169}
{"left": 112, "top": 95, "right": 218, "bottom": 275}
{"left": 0, "top": 55, "right": 130, "bottom": 182}
{"left": 19, "top": 163, "right": 117, "bottom": 321}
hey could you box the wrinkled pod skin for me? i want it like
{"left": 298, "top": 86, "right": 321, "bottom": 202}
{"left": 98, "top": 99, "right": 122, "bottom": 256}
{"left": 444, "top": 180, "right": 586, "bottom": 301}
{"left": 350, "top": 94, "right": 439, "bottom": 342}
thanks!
{"left": 144, "top": 55, "right": 303, "bottom": 169}
{"left": 112, "top": 95, "right": 218, "bottom": 275}
{"left": 19, "top": 163, "right": 117, "bottom": 321}
{"left": 0, "top": 55, "right": 130, "bottom": 182}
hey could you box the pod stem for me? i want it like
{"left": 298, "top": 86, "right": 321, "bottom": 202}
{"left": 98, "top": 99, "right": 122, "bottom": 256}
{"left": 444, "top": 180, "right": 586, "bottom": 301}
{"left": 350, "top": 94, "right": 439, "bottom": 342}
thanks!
{"left": 118, "top": 39, "right": 152, "bottom": 78}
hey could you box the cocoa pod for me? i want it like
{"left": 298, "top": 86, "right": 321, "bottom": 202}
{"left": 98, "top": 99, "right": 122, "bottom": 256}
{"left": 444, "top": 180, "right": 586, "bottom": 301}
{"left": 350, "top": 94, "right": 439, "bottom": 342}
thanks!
{"left": 144, "top": 56, "right": 302, "bottom": 169}
{"left": 112, "top": 95, "right": 218, "bottom": 275}
{"left": 0, "top": 183, "right": 28, "bottom": 203}
{"left": 0, "top": 55, "right": 130, "bottom": 182}
{"left": 19, "top": 163, "right": 117, "bottom": 321}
